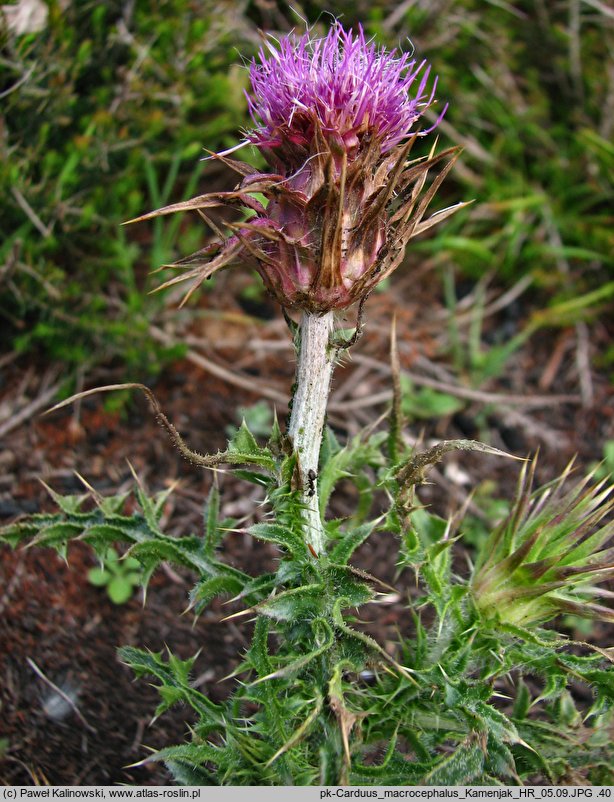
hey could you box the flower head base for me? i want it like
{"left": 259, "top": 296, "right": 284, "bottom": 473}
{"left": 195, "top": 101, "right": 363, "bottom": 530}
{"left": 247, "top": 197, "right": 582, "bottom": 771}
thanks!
{"left": 128, "top": 23, "right": 465, "bottom": 313}
{"left": 247, "top": 24, "right": 443, "bottom": 167}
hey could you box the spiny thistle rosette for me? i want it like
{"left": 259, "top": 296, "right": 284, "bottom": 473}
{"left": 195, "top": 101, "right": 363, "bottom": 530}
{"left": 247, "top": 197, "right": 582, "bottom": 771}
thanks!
{"left": 127, "top": 23, "right": 466, "bottom": 312}
{"left": 471, "top": 459, "right": 614, "bottom": 628}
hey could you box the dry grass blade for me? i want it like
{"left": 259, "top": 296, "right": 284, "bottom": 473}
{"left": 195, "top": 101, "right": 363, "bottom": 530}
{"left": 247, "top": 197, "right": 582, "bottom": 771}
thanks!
{"left": 149, "top": 326, "right": 288, "bottom": 405}
{"left": 352, "top": 353, "right": 583, "bottom": 409}
{"left": 0, "top": 380, "right": 63, "bottom": 439}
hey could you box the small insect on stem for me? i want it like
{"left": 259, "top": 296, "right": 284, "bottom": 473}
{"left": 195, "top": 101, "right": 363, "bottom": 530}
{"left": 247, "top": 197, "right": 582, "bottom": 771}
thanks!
{"left": 307, "top": 543, "right": 319, "bottom": 559}
{"left": 307, "top": 468, "right": 317, "bottom": 498}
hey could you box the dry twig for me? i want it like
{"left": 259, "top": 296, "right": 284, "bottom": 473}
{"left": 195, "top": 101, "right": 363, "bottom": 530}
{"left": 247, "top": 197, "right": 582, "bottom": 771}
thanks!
{"left": 26, "top": 658, "right": 96, "bottom": 733}
{"left": 0, "top": 380, "right": 63, "bottom": 440}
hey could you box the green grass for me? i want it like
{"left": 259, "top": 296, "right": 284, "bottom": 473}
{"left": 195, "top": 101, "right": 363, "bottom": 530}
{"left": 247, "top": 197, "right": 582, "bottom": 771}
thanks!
{"left": 1, "top": 0, "right": 250, "bottom": 371}
{"left": 364, "top": 0, "right": 613, "bottom": 296}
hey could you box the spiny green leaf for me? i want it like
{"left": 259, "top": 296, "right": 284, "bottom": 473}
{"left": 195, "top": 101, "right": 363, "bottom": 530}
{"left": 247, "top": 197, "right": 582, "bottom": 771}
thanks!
{"left": 324, "top": 565, "right": 374, "bottom": 607}
{"left": 131, "top": 482, "right": 174, "bottom": 535}
{"left": 167, "top": 651, "right": 198, "bottom": 685}
{"left": 203, "top": 483, "right": 221, "bottom": 555}
{"left": 166, "top": 759, "right": 218, "bottom": 787}
{"left": 251, "top": 618, "right": 334, "bottom": 683}
{"left": 118, "top": 646, "right": 222, "bottom": 721}
{"left": 31, "top": 521, "right": 85, "bottom": 547}
{"left": 512, "top": 678, "right": 531, "bottom": 720}
{"left": 328, "top": 521, "right": 378, "bottom": 565}
{"left": 143, "top": 742, "right": 226, "bottom": 769}
{"left": 248, "top": 521, "right": 305, "bottom": 558}
{"left": 40, "top": 484, "right": 87, "bottom": 515}
{"left": 0, "top": 518, "right": 48, "bottom": 547}
{"left": 249, "top": 616, "right": 273, "bottom": 679}
{"left": 268, "top": 411, "right": 283, "bottom": 454}
{"left": 318, "top": 432, "right": 386, "bottom": 515}
{"left": 469, "top": 701, "right": 521, "bottom": 744}
{"left": 423, "top": 739, "right": 484, "bottom": 785}
{"left": 410, "top": 507, "right": 449, "bottom": 547}
{"left": 155, "top": 685, "right": 185, "bottom": 718}
{"left": 189, "top": 574, "right": 244, "bottom": 614}
{"left": 483, "top": 737, "right": 518, "bottom": 780}
{"left": 234, "top": 572, "right": 277, "bottom": 602}
{"left": 226, "top": 421, "right": 276, "bottom": 471}
{"left": 232, "top": 469, "right": 270, "bottom": 486}
{"left": 229, "top": 419, "right": 260, "bottom": 455}
{"left": 331, "top": 598, "right": 410, "bottom": 678}
{"left": 97, "top": 493, "right": 130, "bottom": 516}
{"left": 255, "top": 584, "right": 325, "bottom": 621}
{"left": 265, "top": 693, "right": 323, "bottom": 766}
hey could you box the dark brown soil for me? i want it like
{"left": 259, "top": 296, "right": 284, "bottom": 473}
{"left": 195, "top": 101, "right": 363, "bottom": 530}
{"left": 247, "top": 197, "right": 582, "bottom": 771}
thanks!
{"left": 1, "top": 271, "right": 613, "bottom": 785}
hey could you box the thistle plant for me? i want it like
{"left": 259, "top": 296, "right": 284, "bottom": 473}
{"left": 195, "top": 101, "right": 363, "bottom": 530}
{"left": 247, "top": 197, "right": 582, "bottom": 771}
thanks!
{"left": 128, "top": 22, "right": 464, "bottom": 555}
{"left": 2, "top": 23, "right": 614, "bottom": 787}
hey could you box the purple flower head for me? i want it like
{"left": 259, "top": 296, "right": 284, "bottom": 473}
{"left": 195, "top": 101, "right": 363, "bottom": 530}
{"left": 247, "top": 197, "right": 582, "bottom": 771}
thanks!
{"left": 246, "top": 23, "right": 444, "bottom": 166}
{"left": 130, "top": 23, "right": 463, "bottom": 313}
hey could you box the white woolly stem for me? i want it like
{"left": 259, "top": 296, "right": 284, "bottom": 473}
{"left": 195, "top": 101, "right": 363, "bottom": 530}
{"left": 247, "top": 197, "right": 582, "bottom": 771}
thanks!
{"left": 288, "top": 311, "right": 335, "bottom": 555}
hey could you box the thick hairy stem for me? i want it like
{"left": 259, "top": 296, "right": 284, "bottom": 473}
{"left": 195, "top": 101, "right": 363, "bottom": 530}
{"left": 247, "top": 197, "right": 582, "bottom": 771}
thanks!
{"left": 289, "top": 311, "right": 335, "bottom": 555}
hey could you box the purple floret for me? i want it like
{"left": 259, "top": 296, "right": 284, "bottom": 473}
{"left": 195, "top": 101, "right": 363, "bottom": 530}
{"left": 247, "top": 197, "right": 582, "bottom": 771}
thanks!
{"left": 246, "top": 22, "right": 444, "bottom": 154}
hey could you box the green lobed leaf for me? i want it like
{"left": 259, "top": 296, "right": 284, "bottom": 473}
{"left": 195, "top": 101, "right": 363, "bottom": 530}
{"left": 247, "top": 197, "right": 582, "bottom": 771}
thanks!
{"left": 118, "top": 646, "right": 222, "bottom": 722}
{"left": 107, "top": 576, "right": 134, "bottom": 605}
{"left": 87, "top": 566, "right": 110, "bottom": 587}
